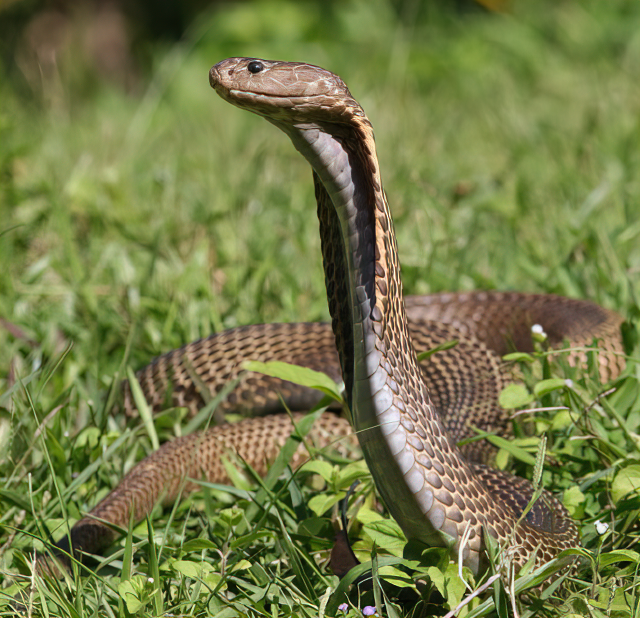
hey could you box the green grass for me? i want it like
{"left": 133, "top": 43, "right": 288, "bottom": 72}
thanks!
{"left": 1, "top": 0, "right": 640, "bottom": 615}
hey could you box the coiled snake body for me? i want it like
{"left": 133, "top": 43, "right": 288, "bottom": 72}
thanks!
{"left": 41, "top": 58, "right": 625, "bottom": 579}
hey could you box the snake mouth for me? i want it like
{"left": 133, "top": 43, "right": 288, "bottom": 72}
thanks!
{"left": 228, "top": 89, "right": 310, "bottom": 101}
{"left": 210, "top": 73, "right": 327, "bottom": 111}
{"left": 212, "top": 86, "right": 309, "bottom": 121}
{"left": 212, "top": 86, "right": 339, "bottom": 127}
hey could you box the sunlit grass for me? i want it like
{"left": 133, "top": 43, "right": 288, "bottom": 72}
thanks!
{"left": 1, "top": 0, "right": 639, "bottom": 615}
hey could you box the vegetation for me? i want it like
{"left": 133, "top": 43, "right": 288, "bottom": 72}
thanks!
{"left": 1, "top": 0, "right": 639, "bottom": 616}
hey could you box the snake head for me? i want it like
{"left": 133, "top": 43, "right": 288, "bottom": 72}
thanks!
{"left": 209, "top": 57, "right": 364, "bottom": 125}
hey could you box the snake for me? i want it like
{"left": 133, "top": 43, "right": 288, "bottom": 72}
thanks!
{"left": 36, "top": 57, "right": 625, "bottom": 581}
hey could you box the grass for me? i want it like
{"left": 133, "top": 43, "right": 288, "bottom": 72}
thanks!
{"left": 1, "top": 0, "right": 640, "bottom": 615}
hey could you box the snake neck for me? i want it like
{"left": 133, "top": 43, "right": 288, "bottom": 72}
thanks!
{"left": 276, "top": 117, "right": 484, "bottom": 563}
{"left": 281, "top": 119, "right": 426, "bottom": 427}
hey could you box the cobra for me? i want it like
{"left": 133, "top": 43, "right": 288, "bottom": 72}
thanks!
{"left": 37, "top": 58, "right": 624, "bottom": 580}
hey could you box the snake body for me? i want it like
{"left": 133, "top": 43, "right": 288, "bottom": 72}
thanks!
{"left": 41, "top": 58, "right": 624, "bottom": 578}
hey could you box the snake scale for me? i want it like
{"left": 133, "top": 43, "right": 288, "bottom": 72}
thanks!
{"left": 38, "top": 58, "right": 625, "bottom": 581}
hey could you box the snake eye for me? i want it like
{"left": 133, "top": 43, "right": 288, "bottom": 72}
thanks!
{"left": 247, "top": 61, "right": 264, "bottom": 74}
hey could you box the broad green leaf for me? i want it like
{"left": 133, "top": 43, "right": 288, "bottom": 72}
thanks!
{"left": 308, "top": 493, "right": 343, "bottom": 516}
{"left": 503, "top": 352, "right": 535, "bottom": 363}
{"left": 426, "top": 566, "right": 446, "bottom": 598}
{"left": 356, "top": 506, "right": 385, "bottom": 525}
{"left": 203, "top": 572, "right": 223, "bottom": 589}
{"left": 612, "top": 465, "right": 640, "bottom": 502}
{"left": 242, "top": 360, "right": 342, "bottom": 401}
{"left": 442, "top": 562, "right": 468, "bottom": 609}
{"left": 499, "top": 383, "right": 534, "bottom": 409}
{"left": 298, "top": 459, "right": 336, "bottom": 482}
{"left": 231, "top": 559, "right": 252, "bottom": 572}
{"left": 563, "top": 485, "right": 586, "bottom": 518}
{"left": 362, "top": 519, "right": 407, "bottom": 556}
{"left": 589, "top": 584, "right": 635, "bottom": 611}
{"left": 598, "top": 549, "right": 640, "bottom": 567}
{"left": 534, "top": 378, "right": 568, "bottom": 398}
{"left": 117, "top": 579, "right": 145, "bottom": 613}
{"left": 181, "top": 538, "right": 217, "bottom": 553}
{"left": 298, "top": 517, "right": 327, "bottom": 537}
{"left": 337, "top": 460, "right": 370, "bottom": 487}
{"left": 173, "top": 560, "right": 200, "bottom": 579}
{"left": 218, "top": 506, "right": 244, "bottom": 527}
{"left": 74, "top": 427, "right": 100, "bottom": 449}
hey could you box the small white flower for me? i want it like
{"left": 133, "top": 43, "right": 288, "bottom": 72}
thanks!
{"left": 147, "top": 577, "right": 155, "bottom": 584}
{"left": 594, "top": 520, "right": 609, "bottom": 535}
{"left": 531, "top": 324, "right": 547, "bottom": 342}
{"left": 564, "top": 379, "right": 574, "bottom": 388}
